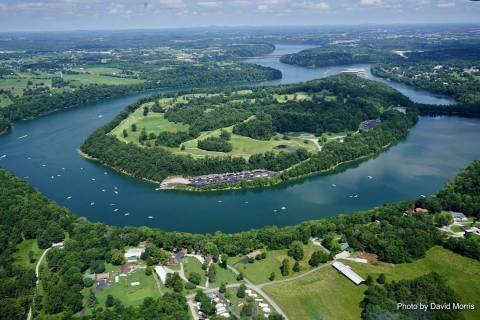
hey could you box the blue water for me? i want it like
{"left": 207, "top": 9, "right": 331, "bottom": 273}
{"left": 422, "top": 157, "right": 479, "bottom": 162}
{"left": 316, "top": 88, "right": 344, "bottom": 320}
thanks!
{"left": 0, "top": 45, "right": 475, "bottom": 234}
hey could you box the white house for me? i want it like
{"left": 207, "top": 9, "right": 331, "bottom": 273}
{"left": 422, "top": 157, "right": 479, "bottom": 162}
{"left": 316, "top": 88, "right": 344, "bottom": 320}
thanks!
{"left": 124, "top": 247, "right": 145, "bottom": 262}
{"left": 450, "top": 211, "right": 468, "bottom": 222}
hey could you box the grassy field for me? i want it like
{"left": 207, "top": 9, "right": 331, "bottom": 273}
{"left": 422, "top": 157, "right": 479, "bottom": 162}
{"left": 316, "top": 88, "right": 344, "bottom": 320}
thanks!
{"left": 183, "top": 256, "right": 206, "bottom": 286}
{"left": 264, "top": 247, "right": 480, "bottom": 320}
{"left": 95, "top": 268, "right": 161, "bottom": 307}
{"left": 209, "top": 265, "right": 238, "bottom": 288}
{"left": 226, "top": 287, "right": 278, "bottom": 318}
{"left": 14, "top": 239, "right": 43, "bottom": 269}
{"left": 63, "top": 73, "right": 144, "bottom": 86}
{"left": 110, "top": 108, "right": 318, "bottom": 159}
{"left": 110, "top": 108, "right": 189, "bottom": 144}
{"left": 230, "top": 242, "right": 319, "bottom": 284}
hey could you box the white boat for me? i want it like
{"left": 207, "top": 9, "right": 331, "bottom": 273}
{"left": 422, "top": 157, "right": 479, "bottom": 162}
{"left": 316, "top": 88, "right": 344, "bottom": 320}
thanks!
{"left": 91, "top": 178, "right": 95, "bottom": 181}
{"left": 42, "top": 164, "right": 46, "bottom": 167}
{"left": 281, "top": 206, "right": 286, "bottom": 210}
{"left": 51, "top": 176, "right": 54, "bottom": 179}
{"left": 61, "top": 167, "right": 65, "bottom": 170}
{"left": 57, "top": 174, "right": 61, "bottom": 177}
{"left": 114, "top": 191, "right": 118, "bottom": 194}
{"left": 114, "top": 209, "right": 119, "bottom": 212}
{"left": 102, "top": 189, "right": 106, "bottom": 192}
{"left": 218, "top": 200, "right": 222, "bottom": 203}
{"left": 124, "top": 212, "right": 130, "bottom": 216}
{"left": 331, "top": 184, "right": 336, "bottom": 187}
{"left": 148, "top": 216, "right": 153, "bottom": 219}
{"left": 18, "top": 135, "right": 28, "bottom": 139}
{"left": 90, "top": 202, "right": 95, "bottom": 206}
{"left": 368, "top": 176, "right": 373, "bottom": 179}
{"left": 67, "top": 196, "right": 72, "bottom": 199}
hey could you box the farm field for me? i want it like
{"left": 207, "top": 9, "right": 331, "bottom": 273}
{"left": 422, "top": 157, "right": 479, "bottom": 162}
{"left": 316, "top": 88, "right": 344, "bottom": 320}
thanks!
{"left": 63, "top": 73, "right": 144, "bottom": 86}
{"left": 264, "top": 246, "right": 480, "bottom": 320}
{"left": 230, "top": 242, "right": 320, "bottom": 284}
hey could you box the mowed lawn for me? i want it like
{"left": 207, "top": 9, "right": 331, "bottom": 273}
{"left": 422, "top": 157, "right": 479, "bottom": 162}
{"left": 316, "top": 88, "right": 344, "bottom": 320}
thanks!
{"left": 264, "top": 267, "right": 365, "bottom": 320}
{"left": 95, "top": 269, "right": 160, "bottom": 307}
{"left": 230, "top": 242, "right": 320, "bottom": 284}
{"left": 14, "top": 239, "right": 43, "bottom": 269}
{"left": 179, "top": 126, "right": 317, "bottom": 159}
{"left": 264, "top": 246, "right": 480, "bottom": 320}
{"left": 208, "top": 265, "right": 238, "bottom": 288}
{"left": 110, "top": 107, "right": 318, "bottom": 159}
{"left": 110, "top": 108, "right": 189, "bottom": 144}
{"left": 183, "top": 256, "right": 206, "bottom": 286}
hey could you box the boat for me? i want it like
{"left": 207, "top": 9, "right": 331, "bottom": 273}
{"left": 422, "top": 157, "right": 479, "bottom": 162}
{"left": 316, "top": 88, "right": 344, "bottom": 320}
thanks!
{"left": 18, "top": 135, "right": 28, "bottom": 139}
{"left": 331, "top": 184, "right": 336, "bottom": 187}
{"left": 114, "top": 191, "right": 118, "bottom": 194}
{"left": 281, "top": 206, "right": 286, "bottom": 210}
{"left": 113, "top": 209, "right": 119, "bottom": 212}
{"left": 90, "top": 202, "right": 95, "bottom": 206}
{"left": 91, "top": 178, "right": 95, "bottom": 181}
{"left": 124, "top": 213, "right": 130, "bottom": 216}
{"left": 368, "top": 176, "right": 373, "bottom": 179}
{"left": 148, "top": 216, "right": 153, "bottom": 219}
{"left": 102, "top": 189, "right": 106, "bottom": 192}
{"left": 67, "top": 196, "right": 72, "bottom": 199}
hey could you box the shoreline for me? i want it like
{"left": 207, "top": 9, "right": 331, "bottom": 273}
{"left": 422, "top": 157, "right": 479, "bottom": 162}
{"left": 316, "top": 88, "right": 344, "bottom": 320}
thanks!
{"left": 79, "top": 139, "right": 397, "bottom": 193}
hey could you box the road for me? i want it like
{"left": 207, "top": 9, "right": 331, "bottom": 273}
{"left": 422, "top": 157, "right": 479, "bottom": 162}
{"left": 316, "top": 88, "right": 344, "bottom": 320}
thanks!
{"left": 27, "top": 244, "right": 57, "bottom": 320}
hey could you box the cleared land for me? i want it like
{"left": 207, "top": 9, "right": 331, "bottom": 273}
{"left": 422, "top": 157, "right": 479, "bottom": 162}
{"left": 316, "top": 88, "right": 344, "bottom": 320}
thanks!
{"left": 230, "top": 242, "right": 319, "bottom": 284}
{"left": 94, "top": 268, "right": 161, "bottom": 308}
{"left": 264, "top": 246, "right": 480, "bottom": 320}
{"left": 14, "top": 239, "right": 43, "bottom": 269}
{"left": 183, "top": 256, "right": 207, "bottom": 286}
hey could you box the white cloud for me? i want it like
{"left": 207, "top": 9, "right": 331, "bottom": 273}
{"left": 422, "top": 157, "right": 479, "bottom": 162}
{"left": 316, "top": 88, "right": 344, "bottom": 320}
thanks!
{"left": 298, "top": 1, "right": 330, "bottom": 10}
{"left": 437, "top": 1, "right": 456, "bottom": 8}
{"left": 159, "top": 0, "right": 186, "bottom": 9}
{"left": 360, "top": 0, "right": 383, "bottom": 6}
{"left": 197, "top": 1, "right": 222, "bottom": 7}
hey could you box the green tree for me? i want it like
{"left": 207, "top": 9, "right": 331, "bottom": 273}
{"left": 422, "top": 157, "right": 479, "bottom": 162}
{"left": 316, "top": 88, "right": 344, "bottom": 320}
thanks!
{"left": 237, "top": 284, "right": 246, "bottom": 298}
{"left": 110, "top": 249, "right": 125, "bottom": 265}
{"left": 219, "top": 283, "right": 226, "bottom": 294}
{"left": 377, "top": 273, "right": 386, "bottom": 284}
{"left": 105, "top": 294, "right": 115, "bottom": 308}
{"left": 188, "top": 272, "right": 202, "bottom": 285}
{"left": 269, "top": 272, "right": 276, "bottom": 281}
{"left": 280, "top": 258, "right": 290, "bottom": 276}
{"left": 308, "top": 250, "right": 330, "bottom": 267}
{"left": 293, "top": 261, "right": 300, "bottom": 272}
{"left": 288, "top": 241, "right": 304, "bottom": 261}
{"left": 236, "top": 272, "right": 244, "bottom": 281}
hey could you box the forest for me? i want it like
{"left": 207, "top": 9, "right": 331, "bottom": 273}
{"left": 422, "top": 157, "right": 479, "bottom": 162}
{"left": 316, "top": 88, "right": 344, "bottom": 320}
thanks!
{"left": 81, "top": 75, "right": 416, "bottom": 189}
{"left": 1, "top": 158, "right": 479, "bottom": 318}
{"left": 361, "top": 273, "right": 463, "bottom": 320}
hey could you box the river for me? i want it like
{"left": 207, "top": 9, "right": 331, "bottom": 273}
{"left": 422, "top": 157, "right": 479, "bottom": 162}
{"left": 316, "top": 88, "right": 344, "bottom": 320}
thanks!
{"left": 0, "top": 45, "right": 477, "bottom": 233}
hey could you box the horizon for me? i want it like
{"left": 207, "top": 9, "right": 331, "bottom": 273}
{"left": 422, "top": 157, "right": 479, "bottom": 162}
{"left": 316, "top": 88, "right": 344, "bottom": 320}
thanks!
{"left": 0, "top": 0, "right": 479, "bottom": 32}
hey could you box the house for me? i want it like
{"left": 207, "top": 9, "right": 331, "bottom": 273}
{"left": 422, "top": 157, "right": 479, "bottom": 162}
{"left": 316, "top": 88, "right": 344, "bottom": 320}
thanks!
{"left": 246, "top": 250, "right": 262, "bottom": 259}
{"left": 463, "top": 227, "right": 480, "bottom": 235}
{"left": 154, "top": 266, "right": 172, "bottom": 284}
{"left": 450, "top": 211, "right": 467, "bottom": 222}
{"left": 415, "top": 207, "right": 429, "bottom": 214}
{"left": 340, "top": 242, "right": 354, "bottom": 253}
{"left": 124, "top": 247, "right": 145, "bottom": 262}
{"left": 332, "top": 261, "right": 365, "bottom": 285}
{"left": 96, "top": 273, "right": 110, "bottom": 282}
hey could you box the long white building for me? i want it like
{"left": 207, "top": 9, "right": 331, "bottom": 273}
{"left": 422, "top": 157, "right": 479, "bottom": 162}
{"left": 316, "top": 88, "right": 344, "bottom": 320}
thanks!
{"left": 332, "top": 261, "right": 365, "bottom": 285}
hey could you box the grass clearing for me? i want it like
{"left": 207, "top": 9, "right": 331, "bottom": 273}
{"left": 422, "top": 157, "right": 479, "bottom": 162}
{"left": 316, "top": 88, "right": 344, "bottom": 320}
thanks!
{"left": 14, "top": 239, "right": 43, "bottom": 269}
{"left": 264, "top": 247, "right": 480, "bottom": 320}
{"left": 183, "top": 256, "right": 206, "bottom": 286}
{"left": 209, "top": 265, "right": 238, "bottom": 287}
{"left": 95, "top": 268, "right": 160, "bottom": 308}
{"left": 230, "top": 242, "right": 319, "bottom": 284}
{"left": 110, "top": 109, "right": 189, "bottom": 144}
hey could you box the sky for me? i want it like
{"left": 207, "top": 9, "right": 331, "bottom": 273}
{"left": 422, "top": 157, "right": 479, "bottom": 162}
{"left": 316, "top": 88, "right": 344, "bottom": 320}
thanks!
{"left": 0, "top": 0, "right": 479, "bottom": 32}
